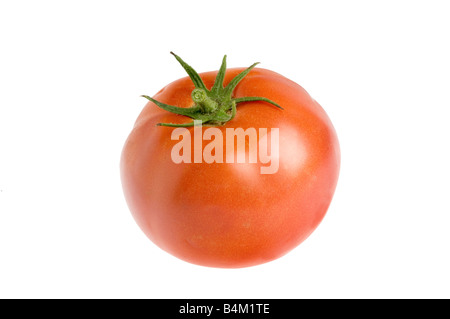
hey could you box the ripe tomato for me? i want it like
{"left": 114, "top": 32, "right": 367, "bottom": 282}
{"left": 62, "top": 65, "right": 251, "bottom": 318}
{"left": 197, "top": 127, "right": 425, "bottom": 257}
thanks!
{"left": 120, "top": 53, "right": 340, "bottom": 268}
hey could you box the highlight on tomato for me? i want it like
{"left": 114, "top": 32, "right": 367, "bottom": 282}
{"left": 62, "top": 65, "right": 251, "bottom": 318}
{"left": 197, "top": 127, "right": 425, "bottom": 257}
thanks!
{"left": 120, "top": 52, "right": 340, "bottom": 268}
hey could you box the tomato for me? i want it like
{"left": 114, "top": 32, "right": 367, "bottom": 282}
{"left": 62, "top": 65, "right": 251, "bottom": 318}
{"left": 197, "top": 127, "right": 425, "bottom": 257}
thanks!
{"left": 120, "top": 53, "right": 340, "bottom": 268}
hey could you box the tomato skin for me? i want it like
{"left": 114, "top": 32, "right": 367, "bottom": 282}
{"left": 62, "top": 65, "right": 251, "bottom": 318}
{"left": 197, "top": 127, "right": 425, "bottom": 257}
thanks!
{"left": 121, "top": 67, "right": 340, "bottom": 268}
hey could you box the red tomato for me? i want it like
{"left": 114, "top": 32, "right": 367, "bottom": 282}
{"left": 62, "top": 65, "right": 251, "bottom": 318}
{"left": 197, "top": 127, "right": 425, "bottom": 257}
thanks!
{"left": 120, "top": 53, "right": 340, "bottom": 268}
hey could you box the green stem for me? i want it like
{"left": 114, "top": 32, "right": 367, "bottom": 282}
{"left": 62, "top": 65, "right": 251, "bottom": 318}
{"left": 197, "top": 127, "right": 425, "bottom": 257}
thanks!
{"left": 142, "top": 53, "right": 283, "bottom": 127}
{"left": 191, "top": 88, "right": 218, "bottom": 112}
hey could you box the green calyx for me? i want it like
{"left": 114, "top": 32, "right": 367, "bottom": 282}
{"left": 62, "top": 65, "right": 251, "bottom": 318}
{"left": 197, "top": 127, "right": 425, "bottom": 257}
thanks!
{"left": 142, "top": 52, "right": 283, "bottom": 127}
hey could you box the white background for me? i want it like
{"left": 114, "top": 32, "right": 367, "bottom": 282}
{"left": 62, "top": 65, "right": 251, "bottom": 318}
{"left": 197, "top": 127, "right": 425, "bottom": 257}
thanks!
{"left": 1, "top": 1, "right": 449, "bottom": 299}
